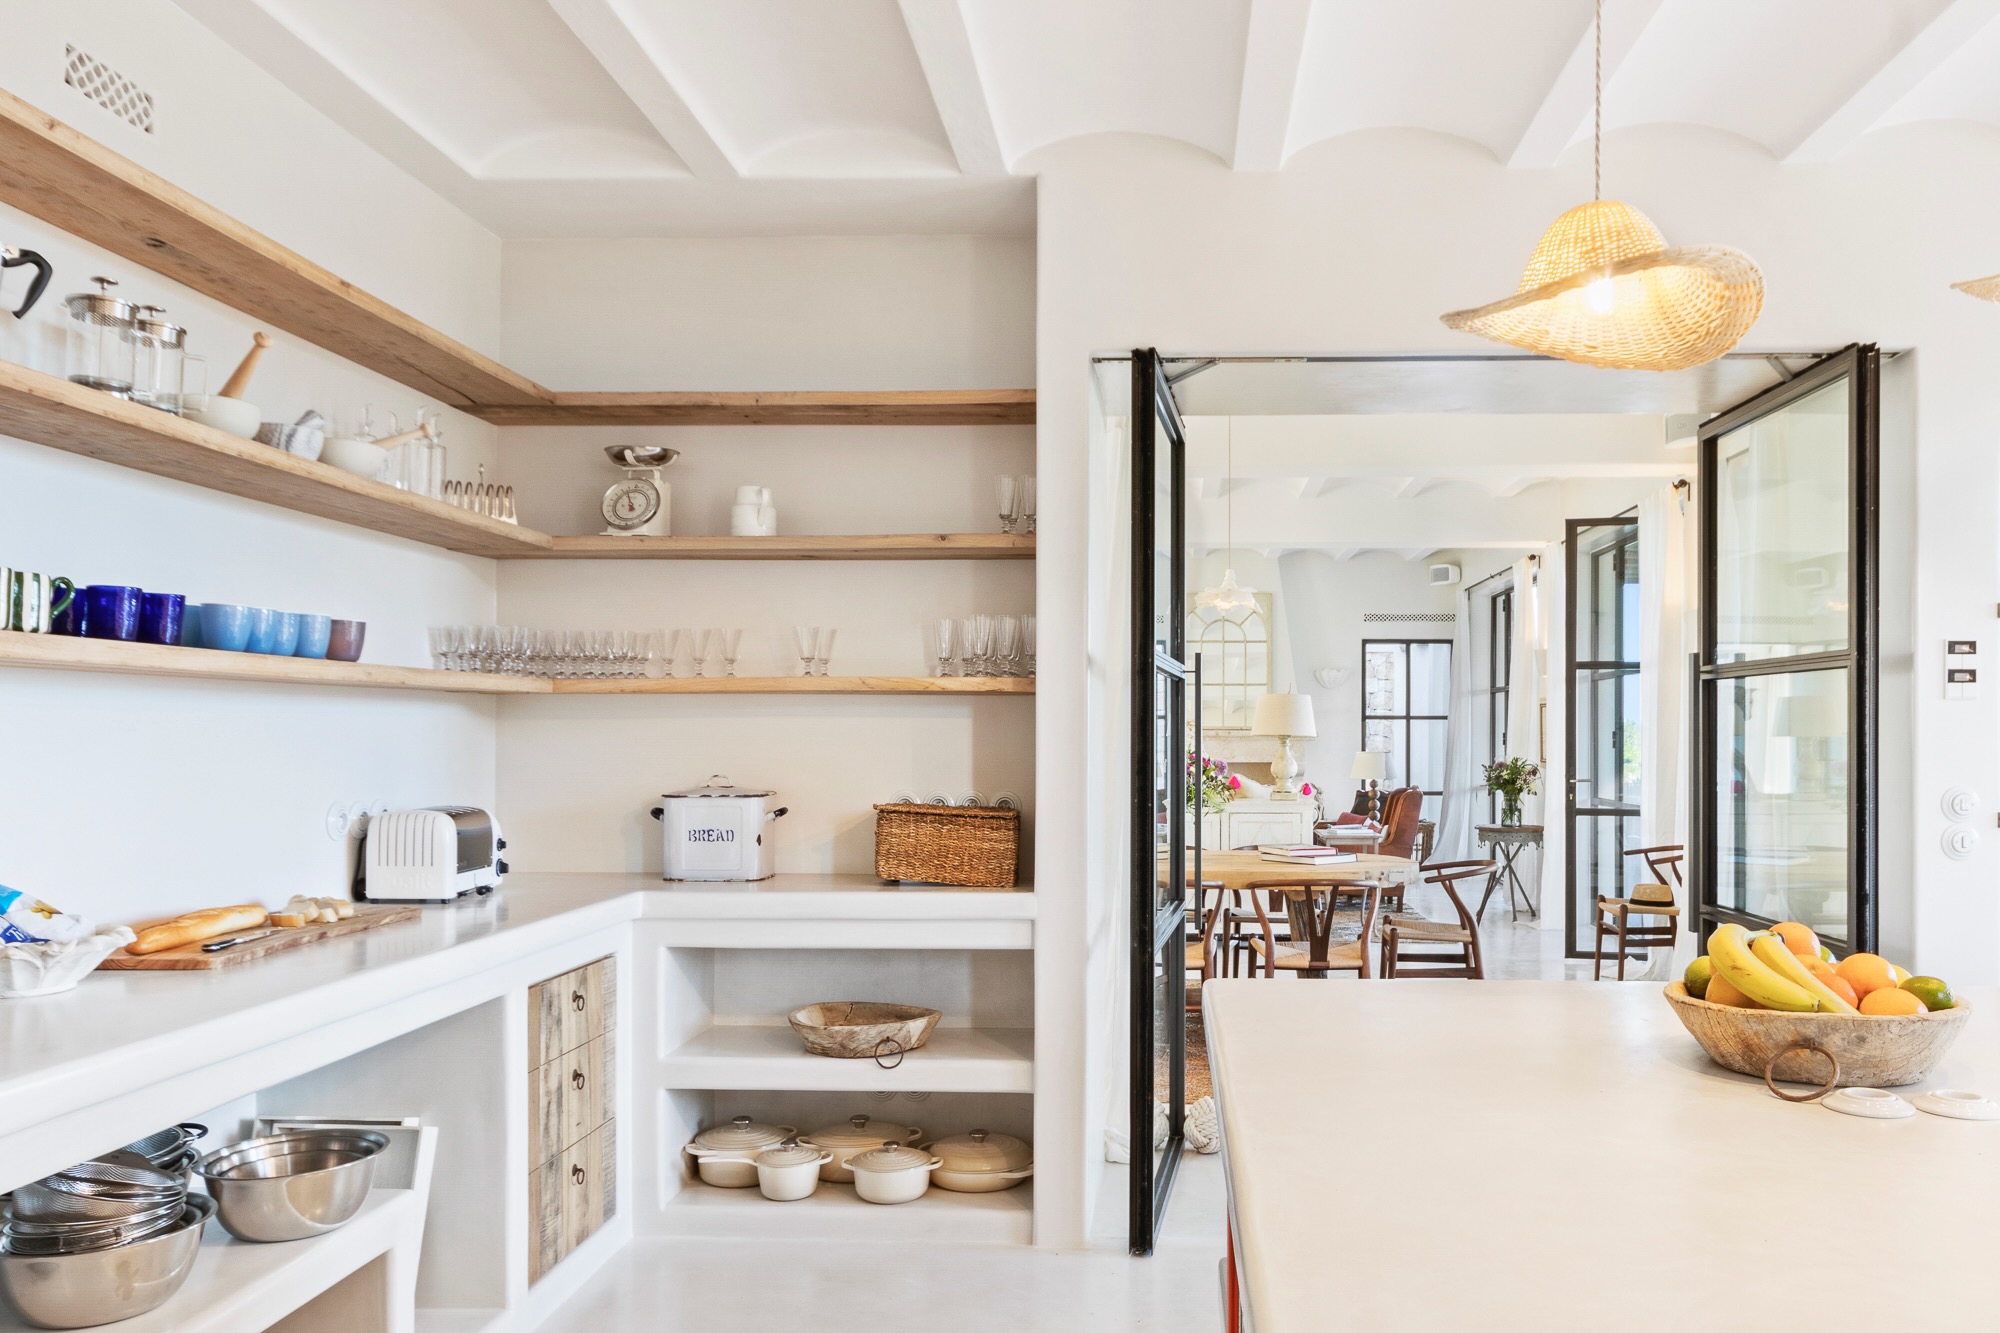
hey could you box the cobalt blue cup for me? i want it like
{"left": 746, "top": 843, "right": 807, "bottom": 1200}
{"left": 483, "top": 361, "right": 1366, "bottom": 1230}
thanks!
{"left": 200, "top": 603, "right": 256, "bottom": 653}
{"left": 294, "top": 614, "right": 332, "bottom": 659}
{"left": 81, "top": 585, "right": 141, "bottom": 641}
{"left": 138, "top": 592, "right": 186, "bottom": 646}
{"left": 244, "top": 607, "right": 281, "bottom": 654}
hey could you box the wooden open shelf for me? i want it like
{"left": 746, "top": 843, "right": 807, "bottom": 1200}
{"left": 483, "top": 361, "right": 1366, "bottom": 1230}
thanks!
{"left": 0, "top": 635, "right": 1034, "bottom": 696}
{"left": 537, "top": 534, "right": 1032, "bottom": 560}
{"left": 0, "top": 89, "right": 1033, "bottom": 424}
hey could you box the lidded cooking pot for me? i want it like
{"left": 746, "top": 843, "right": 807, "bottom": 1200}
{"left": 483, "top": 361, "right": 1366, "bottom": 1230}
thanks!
{"left": 683, "top": 1115, "right": 797, "bottom": 1189}
{"left": 805, "top": 1114, "right": 924, "bottom": 1183}
{"left": 651, "top": 775, "right": 789, "bottom": 882}
{"left": 928, "top": 1128, "right": 1034, "bottom": 1193}
{"left": 64, "top": 276, "right": 137, "bottom": 395}
{"left": 845, "top": 1140, "right": 942, "bottom": 1205}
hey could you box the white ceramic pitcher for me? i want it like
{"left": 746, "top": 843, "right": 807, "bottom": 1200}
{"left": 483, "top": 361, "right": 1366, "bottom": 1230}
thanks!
{"left": 730, "top": 485, "right": 777, "bottom": 536}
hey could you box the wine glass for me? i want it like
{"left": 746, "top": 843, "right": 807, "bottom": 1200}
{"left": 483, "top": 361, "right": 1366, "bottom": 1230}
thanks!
{"left": 1022, "top": 476, "right": 1037, "bottom": 535}
{"left": 692, "top": 628, "right": 714, "bottom": 678}
{"left": 932, "top": 618, "right": 955, "bottom": 677}
{"left": 963, "top": 615, "right": 992, "bottom": 677}
{"left": 1021, "top": 614, "right": 1036, "bottom": 677}
{"left": 997, "top": 475, "right": 1018, "bottom": 534}
{"left": 794, "top": 625, "right": 820, "bottom": 677}
{"left": 814, "top": 627, "right": 836, "bottom": 677}
{"left": 662, "top": 628, "right": 687, "bottom": 678}
{"left": 428, "top": 626, "right": 449, "bottom": 670}
{"left": 721, "top": 628, "right": 743, "bottom": 677}
{"left": 995, "top": 616, "right": 1020, "bottom": 677}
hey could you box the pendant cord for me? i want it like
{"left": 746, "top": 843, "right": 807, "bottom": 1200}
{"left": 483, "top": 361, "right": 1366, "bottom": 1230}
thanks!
{"left": 1593, "top": 0, "right": 1603, "bottom": 201}
{"left": 1224, "top": 417, "right": 1234, "bottom": 566}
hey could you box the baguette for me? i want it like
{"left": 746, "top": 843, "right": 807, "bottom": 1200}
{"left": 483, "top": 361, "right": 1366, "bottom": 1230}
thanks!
{"left": 127, "top": 904, "right": 268, "bottom": 955}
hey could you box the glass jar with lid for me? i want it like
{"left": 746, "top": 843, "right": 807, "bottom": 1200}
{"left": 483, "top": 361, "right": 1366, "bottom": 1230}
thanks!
{"left": 63, "top": 277, "right": 138, "bottom": 396}
{"left": 130, "top": 305, "right": 188, "bottom": 413}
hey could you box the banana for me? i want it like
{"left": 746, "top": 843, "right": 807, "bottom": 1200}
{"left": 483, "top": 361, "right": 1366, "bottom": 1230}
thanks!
{"left": 1749, "top": 931, "right": 1859, "bottom": 1014}
{"left": 1707, "top": 923, "right": 1816, "bottom": 1012}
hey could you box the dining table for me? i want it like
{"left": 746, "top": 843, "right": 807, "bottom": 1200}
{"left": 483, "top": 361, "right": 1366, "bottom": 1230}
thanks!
{"left": 1190, "top": 850, "right": 1418, "bottom": 974}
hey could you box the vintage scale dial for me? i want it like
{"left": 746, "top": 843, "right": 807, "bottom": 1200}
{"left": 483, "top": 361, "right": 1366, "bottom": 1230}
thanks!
{"left": 599, "top": 444, "right": 679, "bottom": 537}
{"left": 601, "top": 478, "right": 661, "bottom": 529}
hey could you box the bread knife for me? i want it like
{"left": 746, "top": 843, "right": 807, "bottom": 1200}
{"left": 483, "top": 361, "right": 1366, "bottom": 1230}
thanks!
{"left": 201, "top": 928, "right": 281, "bottom": 953}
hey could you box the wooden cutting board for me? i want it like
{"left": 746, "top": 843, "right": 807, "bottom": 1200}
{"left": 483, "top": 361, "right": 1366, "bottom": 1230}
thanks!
{"left": 98, "top": 903, "right": 421, "bottom": 970}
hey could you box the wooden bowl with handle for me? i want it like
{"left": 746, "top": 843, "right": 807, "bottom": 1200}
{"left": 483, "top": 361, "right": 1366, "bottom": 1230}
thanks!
{"left": 1664, "top": 981, "right": 1970, "bottom": 1090}
{"left": 788, "top": 1002, "right": 940, "bottom": 1063}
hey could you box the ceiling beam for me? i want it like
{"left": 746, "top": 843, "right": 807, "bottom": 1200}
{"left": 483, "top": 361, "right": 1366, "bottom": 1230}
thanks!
{"left": 1231, "top": 0, "right": 1317, "bottom": 171}
{"left": 1390, "top": 477, "right": 1434, "bottom": 500}
{"left": 547, "top": 0, "right": 738, "bottom": 178}
{"left": 1507, "top": 0, "right": 1667, "bottom": 170}
{"left": 1785, "top": 0, "right": 2000, "bottom": 162}
{"left": 899, "top": 0, "right": 1009, "bottom": 176}
{"left": 1288, "top": 476, "right": 1339, "bottom": 501}
{"left": 1488, "top": 477, "right": 1549, "bottom": 499}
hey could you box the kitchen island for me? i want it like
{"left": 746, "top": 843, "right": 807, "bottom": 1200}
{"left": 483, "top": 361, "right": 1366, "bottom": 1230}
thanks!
{"left": 1204, "top": 980, "right": 2000, "bottom": 1331}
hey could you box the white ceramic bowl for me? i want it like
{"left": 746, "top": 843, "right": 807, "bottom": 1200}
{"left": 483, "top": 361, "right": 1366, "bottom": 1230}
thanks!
{"left": 189, "top": 396, "right": 261, "bottom": 438}
{"left": 319, "top": 436, "right": 390, "bottom": 480}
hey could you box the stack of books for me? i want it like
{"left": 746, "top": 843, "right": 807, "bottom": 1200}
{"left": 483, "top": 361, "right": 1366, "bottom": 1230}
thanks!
{"left": 1256, "top": 845, "right": 1359, "bottom": 866}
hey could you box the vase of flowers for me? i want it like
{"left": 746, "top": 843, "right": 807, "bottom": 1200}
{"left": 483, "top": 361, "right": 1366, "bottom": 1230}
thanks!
{"left": 1482, "top": 757, "right": 1540, "bottom": 827}
{"left": 1188, "top": 753, "right": 1232, "bottom": 816}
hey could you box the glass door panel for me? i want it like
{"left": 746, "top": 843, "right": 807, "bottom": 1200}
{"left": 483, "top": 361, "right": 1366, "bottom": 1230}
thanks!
{"left": 1567, "top": 520, "right": 1642, "bottom": 957}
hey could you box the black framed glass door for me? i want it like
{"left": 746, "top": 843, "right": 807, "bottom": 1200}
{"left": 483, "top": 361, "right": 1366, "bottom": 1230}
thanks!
{"left": 1130, "top": 349, "right": 1190, "bottom": 1254}
{"left": 1565, "top": 520, "right": 1643, "bottom": 957}
{"left": 1694, "top": 345, "right": 1878, "bottom": 953}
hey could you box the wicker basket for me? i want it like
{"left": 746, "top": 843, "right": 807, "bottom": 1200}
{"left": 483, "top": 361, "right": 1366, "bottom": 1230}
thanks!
{"left": 874, "top": 803, "right": 1019, "bottom": 888}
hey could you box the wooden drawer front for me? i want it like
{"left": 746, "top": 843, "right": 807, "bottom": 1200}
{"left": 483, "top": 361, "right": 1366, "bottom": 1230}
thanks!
{"left": 529, "top": 1154, "right": 562, "bottom": 1286}
{"left": 530, "top": 955, "right": 616, "bottom": 1065}
{"left": 560, "top": 1035, "right": 610, "bottom": 1148}
{"left": 559, "top": 1123, "right": 616, "bottom": 1258}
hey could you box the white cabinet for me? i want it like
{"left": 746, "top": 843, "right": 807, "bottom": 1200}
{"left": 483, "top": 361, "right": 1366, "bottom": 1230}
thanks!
{"left": 1209, "top": 798, "right": 1316, "bottom": 851}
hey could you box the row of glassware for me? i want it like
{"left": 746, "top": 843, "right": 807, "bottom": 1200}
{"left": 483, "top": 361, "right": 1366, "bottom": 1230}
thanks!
{"left": 997, "top": 475, "right": 1038, "bottom": 534}
{"left": 933, "top": 614, "right": 1035, "bottom": 677}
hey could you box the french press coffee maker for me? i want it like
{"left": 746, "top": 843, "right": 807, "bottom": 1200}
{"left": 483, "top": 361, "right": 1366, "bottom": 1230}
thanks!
{"left": 63, "top": 276, "right": 138, "bottom": 397}
{"left": 131, "top": 305, "right": 190, "bottom": 414}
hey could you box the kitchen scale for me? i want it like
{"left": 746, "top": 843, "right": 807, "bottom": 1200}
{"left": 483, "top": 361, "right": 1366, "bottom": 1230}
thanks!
{"left": 600, "top": 445, "right": 679, "bottom": 537}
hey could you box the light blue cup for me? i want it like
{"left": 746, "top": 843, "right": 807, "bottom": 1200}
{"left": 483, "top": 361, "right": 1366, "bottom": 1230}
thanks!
{"left": 294, "top": 614, "right": 332, "bottom": 659}
{"left": 198, "top": 603, "right": 256, "bottom": 653}
{"left": 243, "top": 607, "right": 280, "bottom": 654}
{"left": 266, "top": 611, "right": 300, "bottom": 656}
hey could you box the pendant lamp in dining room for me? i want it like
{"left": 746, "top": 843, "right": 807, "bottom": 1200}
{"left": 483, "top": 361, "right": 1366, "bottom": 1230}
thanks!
{"left": 1952, "top": 273, "right": 2000, "bottom": 302}
{"left": 1440, "top": 0, "right": 1763, "bottom": 372}
{"left": 1195, "top": 418, "right": 1256, "bottom": 615}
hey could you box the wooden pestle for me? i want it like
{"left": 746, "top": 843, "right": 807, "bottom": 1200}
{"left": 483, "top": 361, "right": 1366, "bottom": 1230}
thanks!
{"left": 218, "top": 331, "right": 271, "bottom": 401}
{"left": 368, "top": 421, "right": 438, "bottom": 451}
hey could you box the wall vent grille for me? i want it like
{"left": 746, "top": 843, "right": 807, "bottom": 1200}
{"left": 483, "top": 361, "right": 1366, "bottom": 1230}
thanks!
{"left": 64, "top": 45, "right": 154, "bottom": 134}
{"left": 1362, "top": 612, "right": 1456, "bottom": 624}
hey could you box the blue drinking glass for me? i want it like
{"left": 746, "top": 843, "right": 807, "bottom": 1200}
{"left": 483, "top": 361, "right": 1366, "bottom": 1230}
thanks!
{"left": 81, "top": 586, "right": 142, "bottom": 641}
{"left": 180, "top": 605, "right": 203, "bottom": 649}
{"left": 244, "top": 607, "right": 280, "bottom": 654}
{"left": 138, "top": 592, "right": 186, "bottom": 646}
{"left": 268, "top": 612, "right": 301, "bottom": 656}
{"left": 198, "top": 603, "right": 255, "bottom": 652}
{"left": 294, "top": 614, "right": 333, "bottom": 659}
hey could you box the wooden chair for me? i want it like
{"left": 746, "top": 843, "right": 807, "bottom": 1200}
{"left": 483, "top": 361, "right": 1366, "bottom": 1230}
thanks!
{"left": 1593, "top": 845, "right": 1685, "bottom": 980}
{"left": 1185, "top": 880, "right": 1236, "bottom": 1007}
{"left": 1238, "top": 879, "right": 1382, "bottom": 979}
{"left": 1330, "top": 786, "right": 1422, "bottom": 916}
{"left": 1379, "top": 860, "right": 1494, "bottom": 979}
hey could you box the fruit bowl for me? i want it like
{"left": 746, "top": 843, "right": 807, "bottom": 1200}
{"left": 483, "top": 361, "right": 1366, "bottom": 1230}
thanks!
{"left": 1665, "top": 982, "right": 1971, "bottom": 1088}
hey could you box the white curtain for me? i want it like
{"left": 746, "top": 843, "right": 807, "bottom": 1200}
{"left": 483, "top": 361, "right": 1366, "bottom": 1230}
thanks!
{"left": 1638, "top": 481, "right": 1698, "bottom": 975}
{"left": 1505, "top": 554, "right": 1545, "bottom": 807}
{"left": 1528, "top": 547, "right": 1564, "bottom": 928}
{"left": 1433, "top": 590, "right": 1478, "bottom": 863}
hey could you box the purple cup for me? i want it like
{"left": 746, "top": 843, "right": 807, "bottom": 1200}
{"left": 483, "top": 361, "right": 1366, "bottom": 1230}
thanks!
{"left": 138, "top": 592, "right": 186, "bottom": 646}
{"left": 81, "top": 585, "right": 142, "bottom": 641}
{"left": 326, "top": 620, "right": 366, "bottom": 662}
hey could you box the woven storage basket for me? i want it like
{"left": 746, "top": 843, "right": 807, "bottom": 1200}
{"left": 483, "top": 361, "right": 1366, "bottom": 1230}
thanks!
{"left": 874, "top": 803, "right": 1019, "bottom": 888}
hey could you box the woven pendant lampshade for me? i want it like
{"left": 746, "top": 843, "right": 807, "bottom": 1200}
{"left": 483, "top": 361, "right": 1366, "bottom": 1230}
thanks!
{"left": 1953, "top": 273, "right": 2000, "bottom": 302}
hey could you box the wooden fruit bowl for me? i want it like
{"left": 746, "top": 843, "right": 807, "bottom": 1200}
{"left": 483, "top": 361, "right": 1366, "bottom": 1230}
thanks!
{"left": 1665, "top": 982, "right": 1970, "bottom": 1089}
{"left": 788, "top": 1001, "right": 941, "bottom": 1063}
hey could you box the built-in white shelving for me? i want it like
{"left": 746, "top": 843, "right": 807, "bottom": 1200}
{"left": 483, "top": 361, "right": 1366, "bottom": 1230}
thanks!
{"left": 657, "top": 1180, "right": 1033, "bottom": 1246}
{"left": 660, "top": 1024, "right": 1033, "bottom": 1093}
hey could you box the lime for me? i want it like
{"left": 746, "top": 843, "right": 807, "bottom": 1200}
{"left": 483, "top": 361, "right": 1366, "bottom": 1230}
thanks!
{"left": 1820, "top": 945, "right": 1835, "bottom": 963}
{"left": 1901, "top": 976, "right": 1955, "bottom": 1011}
{"left": 1684, "top": 956, "right": 1714, "bottom": 1000}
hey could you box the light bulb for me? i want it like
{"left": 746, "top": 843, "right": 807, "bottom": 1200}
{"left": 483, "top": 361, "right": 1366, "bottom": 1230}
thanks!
{"left": 1584, "top": 276, "right": 1616, "bottom": 315}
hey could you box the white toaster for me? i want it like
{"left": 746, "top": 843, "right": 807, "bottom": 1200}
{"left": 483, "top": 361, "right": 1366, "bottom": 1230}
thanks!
{"left": 358, "top": 806, "right": 507, "bottom": 903}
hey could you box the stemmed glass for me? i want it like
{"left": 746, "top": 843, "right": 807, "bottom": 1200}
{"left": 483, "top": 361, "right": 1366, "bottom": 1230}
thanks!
{"left": 995, "top": 616, "right": 1020, "bottom": 677}
{"left": 721, "top": 629, "right": 743, "bottom": 677}
{"left": 932, "top": 618, "right": 955, "bottom": 677}
{"left": 794, "top": 626, "right": 820, "bottom": 677}
{"left": 692, "top": 629, "right": 714, "bottom": 678}
{"left": 814, "top": 627, "right": 836, "bottom": 677}
{"left": 1021, "top": 476, "right": 1037, "bottom": 535}
{"left": 962, "top": 615, "right": 992, "bottom": 677}
{"left": 998, "top": 475, "right": 1019, "bottom": 534}
{"left": 663, "top": 628, "right": 688, "bottom": 678}
{"left": 1021, "top": 614, "right": 1036, "bottom": 677}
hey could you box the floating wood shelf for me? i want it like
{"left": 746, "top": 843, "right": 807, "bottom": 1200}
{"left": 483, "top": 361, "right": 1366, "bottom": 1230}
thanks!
{"left": 0, "top": 635, "right": 1034, "bottom": 696}
{"left": 465, "top": 389, "right": 1035, "bottom": 427}
{"left": 536, "top": 534, "right": 1033, "bottom": 560}
{"left": 0, "top": 360, "right": 551, "bottom": 558}
{"left": 0, "top": 89, "right": 1033, "bottom": 423}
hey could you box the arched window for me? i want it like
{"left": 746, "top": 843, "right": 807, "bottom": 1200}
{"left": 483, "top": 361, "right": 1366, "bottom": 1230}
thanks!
{"left": 1187, "top": 595, "right": 1272, "bottom": 731}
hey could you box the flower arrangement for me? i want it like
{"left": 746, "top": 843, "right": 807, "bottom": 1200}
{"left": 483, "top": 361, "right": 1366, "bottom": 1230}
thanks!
{"left": 1481, "top": 757, "right": 1540, "bottom": 826}
{"left": 1188, "top": 753, "right": 1233, "bottom": 815}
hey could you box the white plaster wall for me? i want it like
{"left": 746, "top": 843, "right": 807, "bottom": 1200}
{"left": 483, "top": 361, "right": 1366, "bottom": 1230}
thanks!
{"left": 1036, "top": 125, "right": 1981, "bottom": 1244}
{"left": 0, "top": 0, "right": 503, "bottom": 926}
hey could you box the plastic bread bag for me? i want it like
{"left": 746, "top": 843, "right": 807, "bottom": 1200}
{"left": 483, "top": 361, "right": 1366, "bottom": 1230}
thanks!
{"left": 0, "top": 884, "right": 95, "bottom": 944}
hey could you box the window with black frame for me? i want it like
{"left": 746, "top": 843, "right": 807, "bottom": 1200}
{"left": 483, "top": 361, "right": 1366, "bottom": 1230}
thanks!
{"left": 1362, "top": 638, "right": 1452, "bottom": 823}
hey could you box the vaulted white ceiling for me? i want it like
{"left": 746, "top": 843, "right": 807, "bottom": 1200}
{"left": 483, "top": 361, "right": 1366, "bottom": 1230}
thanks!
{"left": 171, "top": 0, "right": 2000, "bottom": 235}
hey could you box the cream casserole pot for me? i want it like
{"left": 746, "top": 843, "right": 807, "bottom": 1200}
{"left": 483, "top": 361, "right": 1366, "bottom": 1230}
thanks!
{"left": 845, "top": 1141, "right": 942, "bottom": 1205}
{"left": 754, "top": 1140, "right": 834, "bottom": 1202}
{"left": 927, "top": 1128, "right": 1034, "bottom": 1193}
{"left": 684, "top": 1116, "right": 796, "bottom": 1188}
{"left": 804, "top": 1115, "right": 924, "bottom": 1183}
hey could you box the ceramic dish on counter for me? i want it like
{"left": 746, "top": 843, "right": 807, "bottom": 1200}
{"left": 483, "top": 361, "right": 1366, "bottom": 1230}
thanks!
{"left": 804, "top": 1114, "right": 924, "bottom": 1184}
{"left": 844, "top": 1141, "right": 942, "bottom": 1205}
{"left": 684, "top": 1116, "right": 797, "bottom": 1189}
{"left": 927, "top": 1129, "right": 1033, "bottom": 1193}
{"left": 753, "top": 1141, "right": 833, "bottom": 1202}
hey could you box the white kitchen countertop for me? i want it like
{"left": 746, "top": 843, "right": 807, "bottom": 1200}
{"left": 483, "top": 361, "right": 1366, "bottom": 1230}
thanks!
{"left": 1204, "top": 980, "right": 2000, "bottom": 1331}
{"left": 0, "top": 872, "right": 1034, "bottom": 1165}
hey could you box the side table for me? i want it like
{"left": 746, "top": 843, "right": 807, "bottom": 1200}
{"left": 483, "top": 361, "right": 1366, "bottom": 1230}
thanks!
{"left": 1473, "top": 824, "right": 1543, "bottom": 921}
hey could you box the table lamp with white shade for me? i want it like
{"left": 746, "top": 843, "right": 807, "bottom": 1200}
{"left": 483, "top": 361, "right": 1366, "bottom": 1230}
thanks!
{"left": 1251, "top": 693, "right": 1317, "bottom": 801}
{"left": 1352, "top": 750, "right": 1388, "bottom": 822}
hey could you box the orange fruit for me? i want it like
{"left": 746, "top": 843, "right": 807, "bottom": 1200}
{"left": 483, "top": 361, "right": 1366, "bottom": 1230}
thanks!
{"left": 1804, "top": 956, "right": 1838, "bottom": 982}
{"left": 1836, "top": 953, "right": 1898, "bottom": 1000}
{"left": 1859, "top": 986, "right": 1926, "bottom": 1017}
{"left": 1771, "top": 922, "right": 1820, "bottom": 958}
{"left": 1705, "top": 970, "right": 1760, "bottom": 1008}
{"left": 1818, "top": 972, "right": 1859, "bottom": 1008}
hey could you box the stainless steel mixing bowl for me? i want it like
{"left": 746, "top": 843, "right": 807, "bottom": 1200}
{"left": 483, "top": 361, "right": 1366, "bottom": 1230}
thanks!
{"left": 196, "top": 1130, "right": 387, "bottom": 1242}
{"left": 0, "top": 1195, "right": 211, "bottom": 1329}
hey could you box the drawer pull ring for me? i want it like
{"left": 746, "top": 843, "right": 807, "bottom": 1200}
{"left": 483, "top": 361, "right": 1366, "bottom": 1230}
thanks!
{"left": 572, "top": 1069, "right": 586, "bottom": 1091}
{"left": 572, "top": 1163, "right": 586, "bottom": 1185}
{"left": 572, "top": 990, "right": 586, "bottom": 1012}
